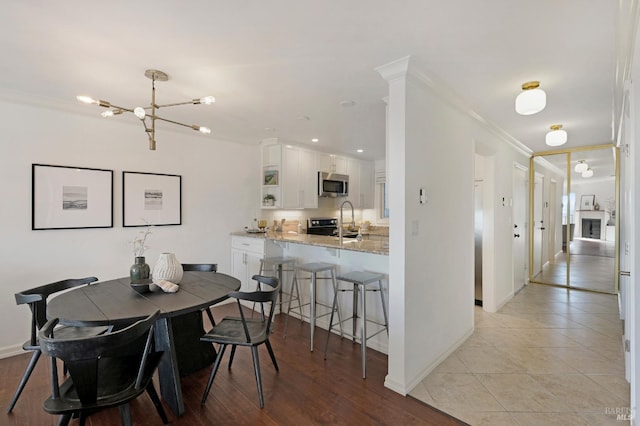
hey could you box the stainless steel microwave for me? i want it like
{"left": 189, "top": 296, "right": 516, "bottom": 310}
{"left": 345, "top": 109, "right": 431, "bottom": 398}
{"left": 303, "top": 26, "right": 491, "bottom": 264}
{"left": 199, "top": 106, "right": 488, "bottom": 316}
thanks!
{"left": 318, "top": 172, "right": 349, "bottom": 197}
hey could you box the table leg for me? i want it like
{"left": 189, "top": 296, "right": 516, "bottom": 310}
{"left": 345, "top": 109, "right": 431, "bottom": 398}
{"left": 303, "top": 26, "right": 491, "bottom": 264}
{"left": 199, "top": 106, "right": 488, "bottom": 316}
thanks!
{"left": 154, "top": 317, "right": 184, "bottom": 416}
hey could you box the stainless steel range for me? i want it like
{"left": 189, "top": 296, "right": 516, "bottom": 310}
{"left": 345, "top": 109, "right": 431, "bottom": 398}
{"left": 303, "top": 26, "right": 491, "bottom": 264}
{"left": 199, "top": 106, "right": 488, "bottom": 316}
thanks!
{"left": 306, "top": 217, "right": 359, "bottom": 238}
{"left": 306, "top": 217, "right": 338, "bottom": 236}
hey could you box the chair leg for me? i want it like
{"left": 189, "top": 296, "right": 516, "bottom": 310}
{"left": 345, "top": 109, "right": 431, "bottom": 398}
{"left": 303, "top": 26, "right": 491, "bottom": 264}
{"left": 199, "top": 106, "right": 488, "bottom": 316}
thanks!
{"left": 6, "top": 349, "right": 41, "bottom": 413}
{"left": 202, "top": 344, "right": 227, "bottom": 404}
{"left": 118, "top": 403, "right": 132, "bottom": 426}
{"left": 78, "top": 412, "right": 87, "bottom": 426}
{"left": 228, "top": 345, "right": 237, "bottom": 370}
{"left": 378, "top": 280, "right": 389, "bottom": 335}
{"left": 205, "top": 307, "right": 216, "bottom": 327}
{"left": 264, "top": 339, "right": 279, "bottom": 371}
{"left": 146, "top": 382, "right": 169, "bottom": 424}
{"left": 250, "top": 346, "right": 265, "bottom": 408}
{"left": 283, "top": 274, "right": 302, "bottom": 338}
{"left": 57, "top": 413, "right": 72, "bottom": 426}
{"left": 360, "top": 284, "right": 367, "bottom": 379}
{"left": 323, "top": 284, "right": 340, "bottom": 360}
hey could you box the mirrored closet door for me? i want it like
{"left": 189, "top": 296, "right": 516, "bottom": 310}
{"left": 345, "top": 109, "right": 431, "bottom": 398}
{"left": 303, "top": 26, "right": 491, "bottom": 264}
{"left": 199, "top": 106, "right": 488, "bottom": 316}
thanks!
{"left": 529, "top": 145, "right": 619, "bottom": 294}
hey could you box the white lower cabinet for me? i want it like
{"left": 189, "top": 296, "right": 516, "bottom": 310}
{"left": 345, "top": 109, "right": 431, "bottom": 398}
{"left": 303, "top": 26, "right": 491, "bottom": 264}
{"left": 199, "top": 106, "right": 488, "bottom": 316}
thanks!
{"left": 231, "top": 236, "right": 266, "bottom": 292}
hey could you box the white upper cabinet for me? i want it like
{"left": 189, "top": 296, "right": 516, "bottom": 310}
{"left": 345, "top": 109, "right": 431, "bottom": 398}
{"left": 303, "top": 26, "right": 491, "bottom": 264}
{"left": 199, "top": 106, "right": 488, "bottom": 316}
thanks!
{"left": 359, "top": 159, "right": 374, "bottom": 209}
{"left": 261, "top": 140, "right": 372, "bottom": 210}
{"left": 346, "top": 157, "right": 374, "bottom": 209}
{"left": 282, "top": 145, "right": 318, "bottom": 209}
{"left": 318, "top": 153, "right": 347, "bottom": 174}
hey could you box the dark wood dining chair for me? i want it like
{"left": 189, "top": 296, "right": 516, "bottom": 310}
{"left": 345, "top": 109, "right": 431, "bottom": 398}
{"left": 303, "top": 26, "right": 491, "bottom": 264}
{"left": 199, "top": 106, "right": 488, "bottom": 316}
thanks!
{"left": 181, "top": 263, "right": 218, "bottom": 326}
{"left": 39, "top": 310, "right": 168, "bottom": 426}
{"left": 200, "top": 275, "right": 280, "bottom": 408}
{"left": 7, "top": 277, "right": 110, "bottom": 413}
{"left": 172, "top": 263, "right": 220, "bottom": 377}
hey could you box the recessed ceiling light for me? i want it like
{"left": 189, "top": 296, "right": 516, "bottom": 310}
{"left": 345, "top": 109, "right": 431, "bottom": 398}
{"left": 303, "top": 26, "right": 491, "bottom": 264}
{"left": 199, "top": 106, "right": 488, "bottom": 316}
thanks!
{"left": 311, "top": 138, "right": 319, "bottom": 142}
{"left": 357, "top": 149, "right": 364, "bottom": 153}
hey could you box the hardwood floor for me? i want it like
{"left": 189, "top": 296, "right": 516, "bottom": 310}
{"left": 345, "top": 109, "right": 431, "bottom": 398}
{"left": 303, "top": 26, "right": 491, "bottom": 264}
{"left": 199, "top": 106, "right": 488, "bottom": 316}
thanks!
{"left": 1, "top": 303, "right": 464, "bottom": 425}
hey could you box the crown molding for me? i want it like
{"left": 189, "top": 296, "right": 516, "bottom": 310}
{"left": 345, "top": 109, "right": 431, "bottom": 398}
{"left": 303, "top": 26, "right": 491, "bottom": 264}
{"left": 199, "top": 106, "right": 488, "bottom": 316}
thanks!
{"left": 376, "top": 56, "right": 533, "bottom": 159}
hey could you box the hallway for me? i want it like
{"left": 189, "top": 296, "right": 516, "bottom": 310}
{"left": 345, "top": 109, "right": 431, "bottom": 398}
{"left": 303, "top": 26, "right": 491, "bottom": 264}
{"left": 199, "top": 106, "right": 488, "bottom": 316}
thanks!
{"left": 409, "top": 283, "right": 629, "bottom": 425}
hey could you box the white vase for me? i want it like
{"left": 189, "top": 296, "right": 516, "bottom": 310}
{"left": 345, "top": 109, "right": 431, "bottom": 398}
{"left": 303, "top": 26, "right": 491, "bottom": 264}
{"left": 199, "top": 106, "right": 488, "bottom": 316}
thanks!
{"left": 152, "top": 253, "right": 183, "bottom": 284}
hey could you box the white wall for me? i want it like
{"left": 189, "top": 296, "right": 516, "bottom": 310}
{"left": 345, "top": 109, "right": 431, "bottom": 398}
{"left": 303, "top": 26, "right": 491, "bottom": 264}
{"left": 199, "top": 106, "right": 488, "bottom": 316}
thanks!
{"left": 573, "top": 178, "right": 616, "bottom": 213}
{"left": 377, "top": 57, "right": 530, "bottom": 394}
{"left": 0, "top": 99, "right": 259, "bottom": 356}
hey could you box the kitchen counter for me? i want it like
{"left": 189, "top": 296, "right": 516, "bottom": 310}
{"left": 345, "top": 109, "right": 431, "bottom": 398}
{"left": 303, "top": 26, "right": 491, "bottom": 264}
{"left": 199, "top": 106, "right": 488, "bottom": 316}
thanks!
{"left": 231, "top": 231, "right": 389, "bottom": 256}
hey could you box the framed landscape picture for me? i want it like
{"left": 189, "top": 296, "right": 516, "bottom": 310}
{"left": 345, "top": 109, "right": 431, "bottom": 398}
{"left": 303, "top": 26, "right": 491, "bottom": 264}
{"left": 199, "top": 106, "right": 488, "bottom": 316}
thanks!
{"left": 123, "top": 171, "right": 182, "bottom": 227}
{"left": 263, "top": 170, "right": 278, "bottom": 186}
{"left": 32, "top": 164, "right": 114, "bottom": 230}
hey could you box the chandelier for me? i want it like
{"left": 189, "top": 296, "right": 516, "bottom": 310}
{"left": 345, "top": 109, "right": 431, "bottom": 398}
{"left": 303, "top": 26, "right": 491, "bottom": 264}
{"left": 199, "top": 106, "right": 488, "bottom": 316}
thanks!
{"left": 76, "top": 69, "right": 215, "bottom": 150}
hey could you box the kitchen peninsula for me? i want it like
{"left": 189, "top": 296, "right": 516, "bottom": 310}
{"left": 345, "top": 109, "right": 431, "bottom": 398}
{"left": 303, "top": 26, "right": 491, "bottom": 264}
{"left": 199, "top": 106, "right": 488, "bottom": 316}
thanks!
{"left": 230, "top": 230, "right": 389, "bottom": 353}
{"left": 232, "top": 230, "right": 389, "bottom": 255}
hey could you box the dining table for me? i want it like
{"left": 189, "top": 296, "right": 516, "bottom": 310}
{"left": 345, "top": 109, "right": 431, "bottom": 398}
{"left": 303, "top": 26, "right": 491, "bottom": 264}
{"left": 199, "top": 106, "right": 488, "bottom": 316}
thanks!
{"left": 46, "top": 270, "right": 241, "bottom": 417}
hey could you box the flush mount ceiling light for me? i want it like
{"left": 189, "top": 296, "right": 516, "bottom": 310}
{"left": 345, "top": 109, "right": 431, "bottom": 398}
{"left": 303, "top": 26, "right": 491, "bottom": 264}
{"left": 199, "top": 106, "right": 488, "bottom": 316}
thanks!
{"left": 77, "top": 69, "right": 214, "bottom": 150}
{"left": 515, "top": 81, "right": 546, "bottom": 115}
{"left": 575, "top": 160, "right": 589, "bottom": 173}
{"left": 545, "top": 124, "right": 567, "bottom": 146}
{"left": 582, "top": 168, "right": 594, "bottom": 178}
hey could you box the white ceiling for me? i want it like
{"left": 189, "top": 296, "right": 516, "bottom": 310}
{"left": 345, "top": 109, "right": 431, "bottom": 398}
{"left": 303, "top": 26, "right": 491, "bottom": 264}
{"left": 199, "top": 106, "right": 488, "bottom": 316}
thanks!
{"left": 1, "top": 1, "right": 634, "bottom": 161}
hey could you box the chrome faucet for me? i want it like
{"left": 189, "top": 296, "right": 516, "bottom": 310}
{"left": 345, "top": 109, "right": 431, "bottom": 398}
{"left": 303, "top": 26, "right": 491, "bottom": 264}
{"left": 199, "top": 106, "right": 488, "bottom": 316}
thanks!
{"left": 339, "top": 200, "right": 355, "bottom": 243}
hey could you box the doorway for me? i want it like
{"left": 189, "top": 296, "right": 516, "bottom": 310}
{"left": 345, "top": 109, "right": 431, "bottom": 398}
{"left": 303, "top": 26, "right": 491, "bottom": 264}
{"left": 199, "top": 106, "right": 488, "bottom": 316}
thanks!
{"left": 512, "top": 164, "right": 527, "bottom": 293}
{"left": 474, "top": 180, "right": 483, "bottom": 306}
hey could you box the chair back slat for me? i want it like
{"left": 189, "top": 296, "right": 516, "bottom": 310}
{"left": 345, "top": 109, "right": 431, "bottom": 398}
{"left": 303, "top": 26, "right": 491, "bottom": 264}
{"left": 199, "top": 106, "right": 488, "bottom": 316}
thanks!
{"left": 135, "top": 321, "right": 156, "bottom": 389}
{"left": 181, "top": 263, "right": 218, "bottom": 272}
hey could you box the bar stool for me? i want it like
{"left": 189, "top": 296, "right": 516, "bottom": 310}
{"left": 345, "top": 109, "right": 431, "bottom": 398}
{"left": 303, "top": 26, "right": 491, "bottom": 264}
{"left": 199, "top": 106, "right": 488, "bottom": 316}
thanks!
{"left": 255, "top": 257, "right": 299, "bottom": 320}
{"left": 323, "top": 271, "right": 389, "bottom": 378}
{"left": 285, "top": 262, "right": 343, "bottom": 351}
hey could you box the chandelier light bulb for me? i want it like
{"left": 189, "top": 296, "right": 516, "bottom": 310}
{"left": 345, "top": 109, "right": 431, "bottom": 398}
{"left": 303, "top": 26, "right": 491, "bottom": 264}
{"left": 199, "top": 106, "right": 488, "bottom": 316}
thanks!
{"left": 545, "top": 124, "right": 567, "bottom": 146}
{"left": 100, "top": 110, "right": 114, "bottom": 118}
{"left": 133, "top": 107, "right": 146, "bottom": 120}
{"left": 76, "top": 95, "right": 97, "bottom": 104}
{"left": 582, "top": 168, "right": 594, "bottom": 178}
{"left": 199, "top": 126, "right": 211, "bottom": 134}
{"left": 199, "top": 96, "right": 216, "bottom": 105}
{"left": 575, "top": 160, "right": 588, "bottom": 173}
{"left": 515, "top": 81, "right": 546, "bottom": 115}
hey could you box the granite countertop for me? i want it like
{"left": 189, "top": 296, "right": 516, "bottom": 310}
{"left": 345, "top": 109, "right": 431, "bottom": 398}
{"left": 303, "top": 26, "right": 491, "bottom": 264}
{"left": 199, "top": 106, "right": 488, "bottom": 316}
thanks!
{"left": 232, "top": 231, "right": 389, "bottom": 256}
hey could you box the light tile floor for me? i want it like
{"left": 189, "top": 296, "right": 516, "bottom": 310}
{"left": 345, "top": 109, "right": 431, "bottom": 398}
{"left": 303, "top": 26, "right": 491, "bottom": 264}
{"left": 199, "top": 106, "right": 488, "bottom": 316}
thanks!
{"left": 409, "top": 283, "right": 630, "bottom": 425}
